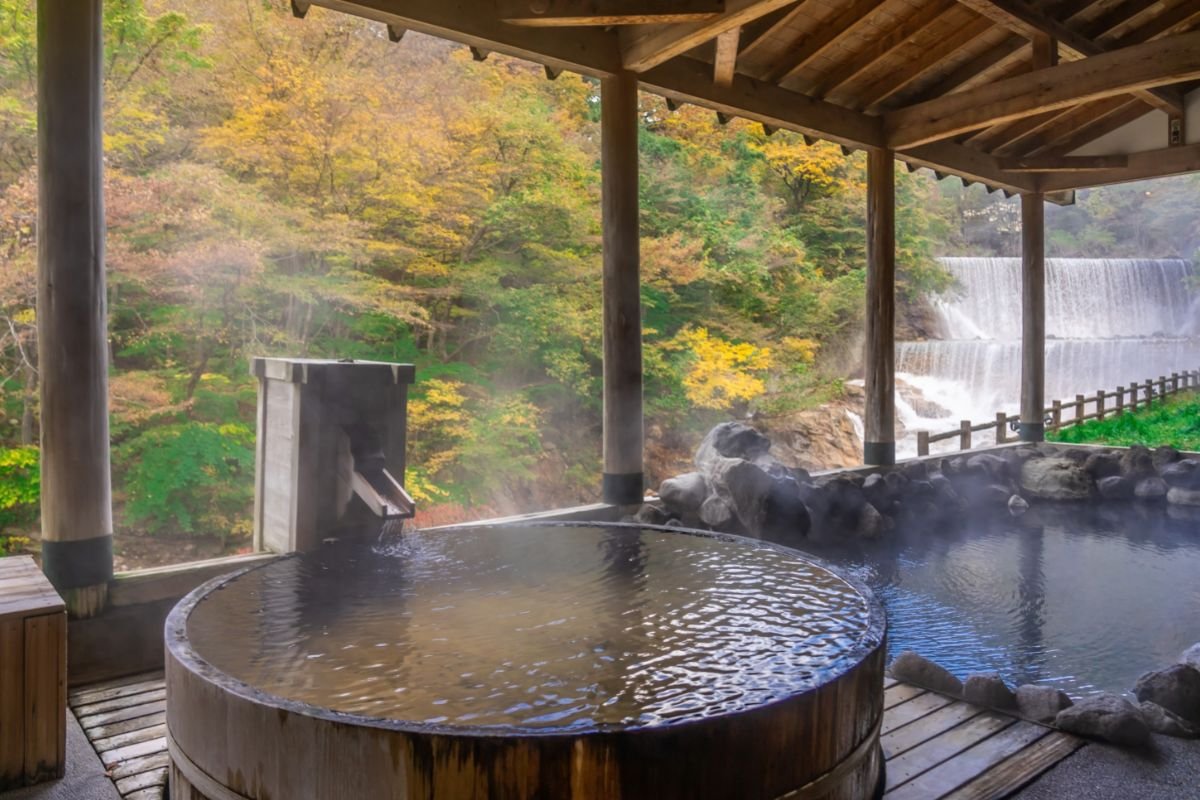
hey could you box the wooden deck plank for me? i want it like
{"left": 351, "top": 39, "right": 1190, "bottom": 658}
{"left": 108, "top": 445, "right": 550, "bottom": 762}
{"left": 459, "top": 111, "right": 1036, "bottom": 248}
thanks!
{"left": 882, "top": 701, "right": 984, "bottom": 759}
{"left": 123, "top": 789, "right": 166, "bottom": 800}
{"left": 942, "top": 731, "right": 1084, "bottom": 800}
{"left": 91, "top": 723, "right": 166, "bottom": 754}
{"left": 109, "top": 751, "right": 169, "bottom": 781}
{"left": 881, "top": 691, "right": 957, "bottom": 735}
{"left": 885, "top": 713, "right": 1016, "bottom": 791}
{"left": 73, "top": 688, "right": 166, "bottom": 718}
{"left": 69, "top": 677, "right": 167, "bottom": 708}
{"left": 68, "top": 672, "right": 163, "bottom": 705}
{"left": 78, "top": 699, "right": 166, "bottom": 731}
{"left": 886, "top": 721, "right": 1052, "bottom": 800}
{"left": 100, "top": 736, "right": 167, "bottom": 769}
{"left": 884, "top": 683, "right": 926, "bottom": 709}
{"left": 85, "top": 711, "right": 165, "bottom": 741}
{"left": 884, "top": 677, "right": 899, "bottom": 689}
{"left": 114, "top": 765, "right": 167, "bottom": 795}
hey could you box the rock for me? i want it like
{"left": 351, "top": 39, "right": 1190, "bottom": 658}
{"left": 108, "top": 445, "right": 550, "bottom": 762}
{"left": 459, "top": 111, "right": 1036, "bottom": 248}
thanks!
{"left": 964, "top": 673, "right": 1017, "bottom": 709}
{"left": 1059, "top": 448, "right": 1090, "bottom": 463}
{"left": 1083, "top": 452, "right": 1122, "bottom": 480}
{"left": 694, "top": 422, "right": 772, "bottom": 467}
{"left": 888, "top": 651, "right": 963, "bottom": 696}
{"left": 1055, "top": 693, "right": 1151, "bottom": 747}
{"left": 901, "top": 460, "right": 929, "bottom": 481}
{"left": 1167, "top": 487, "right": 1200, "bottom": 506}
{"left": 821, "top": 475, "right": 867, "bottom": 522}
{"left": 1016, "top": 685, "right": 1073, "bottom": 723}
{"left": 658, "top": 472, "right": 708, "bottom": 514}
{"left": 760, "top": 476, "right": 812, "bottom": 542}
{"left": 967, "top": 453, "right": 1010, "bottom": 480}
{"left": 1153, "top": 445, "right": 1183, "bottom": 471}
{"left": 705, "top": 457, "right": 810, "bottom": 541}
{"left": 1182, "top": 643, "right": 1200, "bottom": 670}
{"left": 698, "top": 494, "right": 735, "bottom": 529}
{"left": 854, "top": 502, "right": 886, "bottom": 540}
{"left": 1097, "top": 474, "right": 1134, "bottom": 500}
{"left": 1161, "top": 459, "right": 1200, "bottom": 490}
{"left": 1139, "top": 701, "right": 1199, "bottom": 738}
{"left": 1020, "top": 458, "right": 1093, "bottom": 501}
{"left": 1133, "top": 476, "right": 1168, "bottom": 501}
{"left": 635, "top": 503, "right": 671, "bottom": 526}
{"left": 1133, "top": 664, "right": 1200, "bottom": 726}
{"left": 1120, "top": 445, "right": 1156, "bottom": 479}
{"left": 1007, "top": 495, "right": 1029, "bottom": 515}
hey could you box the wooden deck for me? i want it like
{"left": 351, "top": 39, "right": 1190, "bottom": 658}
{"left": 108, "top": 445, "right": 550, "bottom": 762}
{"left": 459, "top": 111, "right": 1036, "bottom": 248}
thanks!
{"left": 66, "top": 673, "right": 1082, "bottom": 800}
{"left": 68, "top": 673, "right": 167, "bottom": 800}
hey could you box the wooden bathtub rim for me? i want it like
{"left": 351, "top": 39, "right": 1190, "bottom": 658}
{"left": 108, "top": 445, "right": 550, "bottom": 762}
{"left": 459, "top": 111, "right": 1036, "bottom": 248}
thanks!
{"left": 165, "top": 522, "right": 888, "bottom": 799}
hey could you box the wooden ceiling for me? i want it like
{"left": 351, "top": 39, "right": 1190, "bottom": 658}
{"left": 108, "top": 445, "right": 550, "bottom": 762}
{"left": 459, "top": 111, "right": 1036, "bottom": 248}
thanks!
{"left": 304, "top": 0, "right": 1200, "bottom": 196}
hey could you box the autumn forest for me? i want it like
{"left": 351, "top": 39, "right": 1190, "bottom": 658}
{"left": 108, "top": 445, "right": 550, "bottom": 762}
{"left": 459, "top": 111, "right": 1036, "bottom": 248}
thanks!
{"left": 2, "top": 0, "right": 1198, "bottom": 566}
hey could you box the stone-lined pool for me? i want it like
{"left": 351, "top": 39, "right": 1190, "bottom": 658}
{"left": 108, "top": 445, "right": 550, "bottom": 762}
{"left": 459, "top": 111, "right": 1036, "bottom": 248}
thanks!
{"left": 803, "top": 501, "right": 1200, "bottom": 697}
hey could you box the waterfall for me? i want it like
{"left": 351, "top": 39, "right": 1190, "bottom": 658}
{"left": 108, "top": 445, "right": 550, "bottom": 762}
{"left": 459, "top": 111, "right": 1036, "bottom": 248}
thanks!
{"left": 897, "top": 258, "right": 1199, "bottom": 455}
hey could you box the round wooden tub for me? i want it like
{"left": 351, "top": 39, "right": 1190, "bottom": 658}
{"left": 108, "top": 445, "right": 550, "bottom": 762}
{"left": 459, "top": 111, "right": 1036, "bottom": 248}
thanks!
{"left": 166, "top": 523, "right": 886, "bottom": 799}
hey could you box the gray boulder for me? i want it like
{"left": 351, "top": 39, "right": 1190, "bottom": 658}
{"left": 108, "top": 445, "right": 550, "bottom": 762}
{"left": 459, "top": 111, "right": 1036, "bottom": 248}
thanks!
{"left": 1019, "top": 458, "right": 1093, "bottom": 501}
{"left": 964, "top": 673, "right": 1017, "bottom": 709}
{"left": 1120, "top": 445, "right": 1156, "bottom": 479}
{"left": 854, "top": 502, "right": 886, "bottom": 540}
{"left": 1097, "top": 474, "right": 1134, "bottom": 500}
{"left": 1167, "top": 487, "right": 1200, "bottom": 506}
{"left": 634, "top": 502, "right": 671, "bottom": 526}
{"left": 706, "top": 457, "right": 810, "bottom": 541}
{"left": 967, "top": 453, "right": 1010, "bottom": 480}
{"left": 695, "top": 422, "right": 771, "bottom": 468}
{"left": 1181, "top": 643, "right": 1200, "bottom": 670}
{"left": 1133, "top": 476, "right": 1168, "bottom": 501}
{"left": 1016, "top": 684, "right": 1073, "bottom": 723}
{"left": 1153, "top": 445, "right": 1183, "bottom": 471}
{"left": 888, "top": 651, "right": 963, "bottom": 696}
{"left": 1133, "top": 664, "right": 1200, "bottom": 726}
{"left": 1083, "top": 452, "right": 1122, "bottom": 480}
{"left": 1160, "top": 459, "right": 1200, "bottom": 490}
{"left": 698, "top": 494, "right": 735, "bottom": 529}
{"left": 658, "top": 472, "right": 708, "bottom": 514}
{"left": 1055, "top": 693, "right": 1151, "bottom": 747}
{"left": 1139, "top": 701, "right": 1199, "bottom": 738}
{"left": 1007, "top": 495, "right": 1029, "bottom": 515}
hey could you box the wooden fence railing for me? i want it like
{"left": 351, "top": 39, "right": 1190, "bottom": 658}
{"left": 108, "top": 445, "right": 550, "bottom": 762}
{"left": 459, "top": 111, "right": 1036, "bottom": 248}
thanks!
{"left": 916, "top": 368, "right": 1200, "bottom": 457}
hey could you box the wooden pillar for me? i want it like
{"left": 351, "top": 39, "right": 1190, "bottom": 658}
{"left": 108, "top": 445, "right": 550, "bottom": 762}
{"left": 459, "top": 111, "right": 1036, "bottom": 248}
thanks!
{"left": 864, "top": 147, "right": 895, "bottom": 465}
{"left": 1019, "top": 192, "right": 1045, "bottom": 442}
{"left": 36, "top": 0, "right": 113, "bottom": 618}
{"left": 600, "top": 71, "right": 643, "bottom": 505}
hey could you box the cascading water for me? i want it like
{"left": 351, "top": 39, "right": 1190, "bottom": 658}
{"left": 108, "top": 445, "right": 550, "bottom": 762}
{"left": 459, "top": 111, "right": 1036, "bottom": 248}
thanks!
{"left": 896, "top": 258, "right": 1199, "bottom": 455}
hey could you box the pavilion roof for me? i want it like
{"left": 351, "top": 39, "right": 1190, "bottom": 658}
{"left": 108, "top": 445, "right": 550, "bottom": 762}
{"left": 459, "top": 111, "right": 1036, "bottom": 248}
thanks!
{"left": 305, "top": 0, "right": 1200, "bottom": 199}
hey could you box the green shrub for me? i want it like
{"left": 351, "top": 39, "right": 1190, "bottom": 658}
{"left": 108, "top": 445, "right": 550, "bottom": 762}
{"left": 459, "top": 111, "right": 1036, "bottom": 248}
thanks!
{"left": 1050, "top": 395, "right": 1200, "bottom": 451}
{"left": 0, "top": 446, "right": 40, "bottom": 530}
{"left": 116, "top": 422, "right": 254, "bottom": 538}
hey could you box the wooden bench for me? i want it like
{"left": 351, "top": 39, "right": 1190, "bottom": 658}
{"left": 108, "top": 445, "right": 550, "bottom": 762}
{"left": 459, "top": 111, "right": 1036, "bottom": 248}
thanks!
{"left": 0, "top": 555, "right": 67, "bottom": 789}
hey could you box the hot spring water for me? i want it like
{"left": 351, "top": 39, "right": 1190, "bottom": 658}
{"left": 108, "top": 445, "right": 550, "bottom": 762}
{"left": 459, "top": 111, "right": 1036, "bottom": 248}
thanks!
{"left": 896, "top": 258, "right": 1199, "bottom": 455}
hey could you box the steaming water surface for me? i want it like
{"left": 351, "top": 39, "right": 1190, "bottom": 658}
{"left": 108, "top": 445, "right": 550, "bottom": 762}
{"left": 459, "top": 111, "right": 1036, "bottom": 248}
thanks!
{"left": 186, "top": 524, "right": 878, "bottom": 731}
{"left": 804, "top": 502, "right": 1200, "bottom": 697}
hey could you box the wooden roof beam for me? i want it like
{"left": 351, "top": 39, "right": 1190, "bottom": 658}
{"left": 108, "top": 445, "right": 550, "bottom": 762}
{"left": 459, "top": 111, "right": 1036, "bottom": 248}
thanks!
{"left": 999, "top": 154, "right": 1127, "bottom": 171}
{"left": 808, "top": 0, "right": 955, "bottom": 99}
{"left": 713, "top": 27, "right": 739, "bottom": 87}
{"left": 885, "top": 30, "right": 1200, "bottom": 148}
{"left": 1040, "top": 141, "right": 1200, "bottom": 190}
{"left": 1026, "top": 98, "right": 1150, "bottom": 157}
{"left": 1005, "top": 95, "right": 1136, "bottom": 157}
{"left": 500, "top": 0, "right": 724, "bottom": 26}
{"left": 760, "top": 0, "right": 886, "bottom": 84}
{"left": 620, "top": 0, "right": 799, "bottom": 72}
{"left": 953, "top": 0, "right": 1183, "bottom": 114}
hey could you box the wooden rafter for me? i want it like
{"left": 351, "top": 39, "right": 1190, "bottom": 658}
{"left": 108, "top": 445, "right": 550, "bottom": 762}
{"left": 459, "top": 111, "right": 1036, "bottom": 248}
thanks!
{"left": 1027, "top": 98, "right": 1150, "bottom": 157}
{"left": 737, "top": 0, "right": 808, "bottom": 62}
{"left": 807, "top": 0, "right": 955, "bottom": 99}
{"left": 1040, "top": 141, "right": 1200, "bottom": 190}
{"left": 918, "top": 35, "right": 1027, "bottom": 98}
{"left": 953, "top": 0, "right": 1183, "bottom": 114}
{"left": 499, "top": 0, "right": 725, "bottom": 26}
{"left": 759, "top": 0, "right": 884, "bottom": 84}
{"left": 998, "top": 154, "right": 1127, "bottom": 171}
{"left": 713, "top": 27, "right": 739, "bottom": 86}
{"left": 885, "top": 30, "right": 1200, "bottom": 148}
{"left": 620, "top": 0, "right": 797, "bottom": 72}
{"left": 858, "top": 13, "right": 995, "bottom": 111}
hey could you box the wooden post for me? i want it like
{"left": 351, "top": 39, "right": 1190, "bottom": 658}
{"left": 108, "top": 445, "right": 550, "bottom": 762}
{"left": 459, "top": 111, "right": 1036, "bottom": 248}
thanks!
{"left": 863, "top": 147, "right": 895, "bottom": 466}
{"left": 1130, "top": 381, "right": 1138, "bottom": 410}
{"left": 1096, "top": 390, "right": 1105, "bottom": 421}
{"left": 917, "top": 431, "right": 929, "bottom": 457}
{"left": 1075, "top": 393, "right": 1085, "bottom": 423}
{"left": 1172, "top": 372, "right": 1179, "bottom": 393}
{"left": 1145, "top": 379, "right": 1154, "bottom": 407}
{"left": 600, "top": 71, "right": 643, "bottom": 506}
{"left": 1159, "top": 375, "right": 1167, "bottom": 400}
{"left": 995, "top": 412, "right": 1007, "bottom": 445}
{"left": 1051, "top": 399, "right": 1062, "bottom": 429}
{"left": 959, "top": 420, "right": 971, "bottom": 451}
{"left": 1115, "top": 385, "right": 1124, "bottom": 416}
{"left": 1019, "top": 192, "right": 1045, "bottom": 442}
{"left": 36, "top": 0, "right": 112, "bottom": 618}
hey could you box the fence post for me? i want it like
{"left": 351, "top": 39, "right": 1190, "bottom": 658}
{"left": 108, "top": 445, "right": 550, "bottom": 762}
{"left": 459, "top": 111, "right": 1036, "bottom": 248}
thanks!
{"left": 1146, "top": 379, "right": 1154, "bottom": 407}
{"left": 1096, "top": 390, "right": 1105, "bottom": 421}
{"left": 959, "top": 420, "right": 971, "bottom": 451}
{"left": 1115, "top": 385, "right": 1124, "bottom": 416}
{"left": 1159, "top": 375, "right": 1167, "bottom": 400}
{"left": 1051, "top": 399, "right": 1062, "bottom": 429}
{"left": 1130, "top": 381, "right": 1139, "bottom": 410}
{"left": 1172, "top": 372, "right": 1180, "bottom": 394}
{"left": 995, "top": 412, "right": 1007, "bottom": 445}
{"left": 917, "top": 431, "right": 929, "bottom": 457}
{"left": 1075, "top": 394, "right": 1085, "bottom": 423}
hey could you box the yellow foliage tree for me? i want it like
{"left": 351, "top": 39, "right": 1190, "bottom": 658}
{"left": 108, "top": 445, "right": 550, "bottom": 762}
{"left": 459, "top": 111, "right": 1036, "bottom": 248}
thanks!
{"left": 671, "top": 326, "right": 771, "bottom": 411}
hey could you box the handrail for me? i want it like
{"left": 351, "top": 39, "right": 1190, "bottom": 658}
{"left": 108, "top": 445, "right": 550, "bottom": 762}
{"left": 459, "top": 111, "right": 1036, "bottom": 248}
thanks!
{"left": 915, "top": 368, "right": 1200, "bottom": 457}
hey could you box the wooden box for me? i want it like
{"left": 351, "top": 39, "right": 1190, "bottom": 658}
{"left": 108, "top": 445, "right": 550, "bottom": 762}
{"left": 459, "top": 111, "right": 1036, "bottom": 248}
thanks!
{"left": 0, "top": 556, "right": 66, "bottom": 789}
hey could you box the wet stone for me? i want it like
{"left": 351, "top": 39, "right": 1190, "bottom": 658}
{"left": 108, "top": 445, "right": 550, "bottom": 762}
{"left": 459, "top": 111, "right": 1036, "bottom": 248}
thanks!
{"left": 889, "top": 651, "right": 963, "bottom": 696}
{"left": 1016, "top": 684, "right": 1073, "bottom": 723}
{"left": 1133, "top": 664, "right": 1200, "bottom": 726}
{"left": 1055, "top": 693, "right": 1150, "bottom": 747}
{"left": 1139, "top": 701, "right": 1199, "bottom": 739}
{"left": 1134, "top": 476, "right": 1169, "bottom": 501}
{"left": 964, "top": 673, "right": 1016, "bottom": 709}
